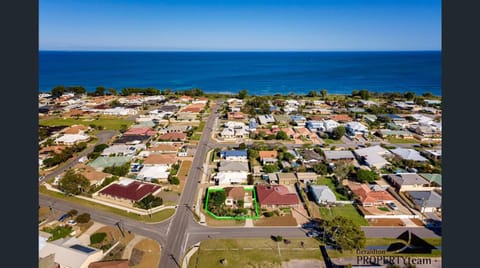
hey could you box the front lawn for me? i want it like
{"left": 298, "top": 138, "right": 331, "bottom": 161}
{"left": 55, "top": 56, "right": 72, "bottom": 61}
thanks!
{"left": 191, "top": 133, "right": 202, "bottom": 140}
{"left": 42, "top": 225, "right": 73, "bottom": 241}
{"left": 319, "top": 204, "right": 368, "bottom": 226}
{"left": 386, "top": 137, "right": 418, "bottom": 144}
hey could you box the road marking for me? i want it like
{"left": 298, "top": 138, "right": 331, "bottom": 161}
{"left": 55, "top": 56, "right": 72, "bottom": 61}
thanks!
{"left": 182, "top": 233, "right": 190, "bottom": 256}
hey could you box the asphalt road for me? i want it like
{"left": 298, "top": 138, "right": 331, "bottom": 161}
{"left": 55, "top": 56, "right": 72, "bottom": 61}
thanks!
{"left": 159, "top": 102, "right": 221, "bottom": 268}
{"left": 41, "top": 130, "right": 117, "bottom": 182}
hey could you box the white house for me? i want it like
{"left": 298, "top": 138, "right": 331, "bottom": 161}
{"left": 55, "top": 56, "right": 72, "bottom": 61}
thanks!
{"left": 55, "top": 134, "right": 89, "bottom": 145}
{"left": 354, "top": 145, "right": 391, "bottom": 169}
{"left": 137, "top": 165, "right": 170, "bottom": 182}
{"left": 215, "top": 171, "right": 248, "bottom": 185}
{"left": 346, "top": 121, "right": 369, "bottom": 137}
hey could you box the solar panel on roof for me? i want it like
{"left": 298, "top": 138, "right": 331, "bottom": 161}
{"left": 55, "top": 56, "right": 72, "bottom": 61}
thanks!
{"left": 70, "top": 244, "right": 95, "bottom": 253}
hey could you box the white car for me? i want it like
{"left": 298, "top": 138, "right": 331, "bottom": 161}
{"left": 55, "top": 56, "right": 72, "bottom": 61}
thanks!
{"left": 67, "top": 220, "right": 77, "bottom": 226}
{"left": 386, "top": 202, "right": 398, "bottom": 210}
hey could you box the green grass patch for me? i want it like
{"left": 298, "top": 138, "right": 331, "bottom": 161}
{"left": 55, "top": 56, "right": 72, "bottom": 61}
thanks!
{"left": 191, "top": 133, "right": 202, "bottom": 140}
{"left": 40, "top": 117, "right": 133, "bottom": 131}
{"left": 319, "top": 204, "right": 369, "bottom": 226}
{"left": 187, "top": 238, "right": 323, "bottom": 268}
{"left": 386, "top": 137, "right": 418, "bottom": 144}
{"left": 378, "top": 206, "right": 389, "bottom": 212}
{"left": 90, "top": 232, "right": 107, "bottom": 244}
{"left": 315, "top": 177, "right": 349, "bottom": 201}
{"left": 39, "top": 186, "right": 175, "bottom": 223}
{"left": 197, "top": 121, "right": 206, "bottom": 132}
{"left": 42, "top": 226, "right": 73, "bottom": 241}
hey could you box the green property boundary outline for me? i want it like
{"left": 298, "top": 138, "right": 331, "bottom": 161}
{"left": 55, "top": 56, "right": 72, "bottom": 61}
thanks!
{"left": 204, "top": 186, "right": 260, "bottom": 220}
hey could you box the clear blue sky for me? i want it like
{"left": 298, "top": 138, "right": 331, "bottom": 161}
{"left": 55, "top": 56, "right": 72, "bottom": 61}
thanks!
{"left": 39, "top": 0, "right": 441, "bottom": 51}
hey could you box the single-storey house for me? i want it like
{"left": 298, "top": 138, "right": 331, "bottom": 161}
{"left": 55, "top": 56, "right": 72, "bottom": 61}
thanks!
{"left": 224, "top": 187, "right": 253, "bottom": 208}
{"left": 308, "top": 185, "right": 336, "bottom": 204}
{"left": 276, "top": 172, "right": 298, "bottom": 185}
{"left": 39, "top": 237, "right": 103, "bottom": 268}
{"left": 113, "top": 135, "right": 150, "bottom": 145}
{"left": 348, "top": 183, "right": 395, "bottom": 207}
{"left": 391, "top": 148, "right": 428, "bottom": 162}
{"left": 94, "top": 178, "right": 162, "bottom": 206}
{"left": 218, "top": 161, "right": 249, "bottom": 173}
{"left": 386, "top": 173, "right": 432, "bottom": 192}
{"left": 296, "top": 172, "right": 318, "bottom": 183}
{"left": 158, "top": 132, "right": 187, "bottom": 141}
{"left": 346, "top": 122, "right": 368, "bottom": 138}
{"left": 323, "top": 150, "right": 355, "bottom": 163}
{"left": 220, "top": 150, "right": 248, "bottom": 161}
{"left": 354, "top": 145, "right": 391, "bottom": 169}
{"left": 256, "top": 185, "right": 300, "bottom": 209}
{"left": 137, "top": 165, "right": 169, "bottom": 182}
{"left": 301, "top": 150, "right": 323, "bottom": 164}
{"left": 55, "top": 134, "right": 90, "bottom": 145}
{"left": 143, "top": 153, "right": 178, "bottom": 167}
{"left": 259, "top": 150, "right": 278, "bottom": 165}
{"left": 215, "top": 171, "right": 248, "bottom": 185}
{"left": 404, "top": 190, "right": 442, "bottom": 213}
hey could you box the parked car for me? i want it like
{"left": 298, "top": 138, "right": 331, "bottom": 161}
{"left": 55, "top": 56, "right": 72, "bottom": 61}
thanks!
{"left": 306, "top": 231, "right": 320, "bottom": 238}
{"left": 67, "top": 220, "right": 77, "bottom": 226}
{"left": 386, "top": 202, "right": 398, "bottom": 210}
{"left": 58, "top": 213, "right": 69, "bottom": 222}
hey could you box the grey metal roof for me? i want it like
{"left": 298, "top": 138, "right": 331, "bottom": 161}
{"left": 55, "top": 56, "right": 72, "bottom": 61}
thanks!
{"left": 324, "top": 150, "right": 355, "bottom": 160}
{"left": 406, "top": 191, "right": 442, "bottom": 208}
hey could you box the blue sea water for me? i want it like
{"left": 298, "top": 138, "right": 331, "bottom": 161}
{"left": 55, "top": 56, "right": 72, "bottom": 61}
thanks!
{"left": 39, "top": 51, "right": 441, "bottom": 95}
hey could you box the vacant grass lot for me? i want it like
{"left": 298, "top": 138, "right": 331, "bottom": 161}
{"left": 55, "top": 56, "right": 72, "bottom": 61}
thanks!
{"left": 39, "top": 186, "right": 175, "bottom": 223}
{"left": 130, "top": 239, "right": 161, "bottom": 268}
{"left": 40, "top": 117, "right": 133, "bottom": 131}
{"left": 191, "top": 133, "right": 202, "bottom": 140}
{"left": 187, "top": 238, "right": 323, "bottom": 268}
{"left": 387, "top": 137, "right": 418, "bottom": 144}
{"left": 319, "top": 204, "right": 369, "bottom": 226}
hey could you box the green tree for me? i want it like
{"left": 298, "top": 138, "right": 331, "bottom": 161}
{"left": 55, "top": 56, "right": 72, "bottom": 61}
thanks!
{"left": 135, "top": 194, "right": 163, "bottom": 209}
{"left": 51, "top": 85, "right": 65, "bottom": 98}
{"left": 90, "top": 232, "right": 107, "bottom": 244}
{"left": 356, "top": 169, "right": 379, "bottom": 183}
{"left": 276, "top": 130, "right": 289, "bottom": 140}
{"left": 313, "top": 162, "right": 329, "bottom": 175}
{"left": 67, "top": 86, "right": 86, "bottom": 95}
{"left": 95, "top": 86, "right": 106, "bottom": 96}
{"left": 58, "top": 170, "right": 90, "bottom": 195}
{"left": 210, "top": 191, "right": 227, "bottom": 207}
{"left": 103, "top": 162, "right": 130, "bottom": 177}
{"left": 331, "top": 126, "right": 346, "bottom": 140}
{"left": 108, "top": 88, "right": 117, "bottom": 95}
{"left": 67, "top": 209, "right": 78, "bottom": 217}
{"left": 359, "top": 89, "right": 370, "bottom": 100}
{"left": 334, "top": 161, "right": 354, "bottom": 181}
{"left": 320, "top": 89, "right": 328, "bottom": 99}
{"left": 75, "top": 213, "right": 91, "bottom": 223}
{"left": 323, "top": 216, "right": 366, "bottom": 250}
{"left": 263, "top": 164, "right": 279, "bottom": 173}
{"left": 404, "top": 92, "right": 416, "bottom": 100}
{"left": 238, "top": 89, "right": 248, "bottom": 99}
{"left": 93, "top": 144, "right": 109, "bottom": 153}
{"left": 119, "top": 124, "right": 129, "bottom": 133}
{"left": 307, "top": 90, "right": 317, "bottom": 97}
{"left": 168, "top": 176, "right": 180, "bottom": 185}
{"left": 238, "top": 143, "right": 247, "bottom": 150}
{"left": 282, "top": 152, "right": 295, "bottom": 162}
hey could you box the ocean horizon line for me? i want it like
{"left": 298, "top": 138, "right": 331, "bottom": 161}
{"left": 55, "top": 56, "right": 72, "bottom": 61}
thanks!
{"left": 39, "top": 50, "right": 441, "bottom": 53}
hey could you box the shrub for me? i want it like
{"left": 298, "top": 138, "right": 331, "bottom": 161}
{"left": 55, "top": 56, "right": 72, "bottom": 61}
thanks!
{"left": 263, "top": 211, "right": 274, "bottom": 217}
{"left": 90, "top": 232, "right": 107, "bottom": 244}
{"left": 76, "top": 213, "right": 91, "bottom": 223}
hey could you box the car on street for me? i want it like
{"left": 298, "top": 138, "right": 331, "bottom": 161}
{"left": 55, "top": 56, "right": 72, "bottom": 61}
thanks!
{"left": 58, "top": 213, "right": 69, "bottom": 222}
{"left": 386, "top": 202, "right": 398, "bottom": 210}
{"left": 67, "top": 220, "right": 77, "bottom": 225}
{"left": 306, "top": 230, "right": 320, "bottom": 237}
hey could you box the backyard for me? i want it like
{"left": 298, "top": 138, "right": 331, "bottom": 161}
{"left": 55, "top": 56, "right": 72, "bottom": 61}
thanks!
{"left": 315, "top": 176, "right": 350, "bottom": 201}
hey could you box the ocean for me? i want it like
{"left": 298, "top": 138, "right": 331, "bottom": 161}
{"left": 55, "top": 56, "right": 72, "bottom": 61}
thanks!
{"left": 39, "top": 51, "right": 441, "bottom": 95}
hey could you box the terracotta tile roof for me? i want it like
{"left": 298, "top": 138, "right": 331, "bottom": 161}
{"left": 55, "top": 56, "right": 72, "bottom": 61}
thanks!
{"left": 63, "top": 125, "right": 89, "bottom": 134}
{"left": 225, "top": 187, "right": 246, "bottom": 200}
{"left": 227, "top": 112, "right": 246, "bottom": 120}
{"left": 148, "top": 143, "right": 181, "bottom": 152}
{"left": 99, "top": 181, "right": 161, "bottom": 202}
{"left": 180, "top": 103, "right": 205, "bottom": 113}
{"left": 259, "top": 151, "right": 278, "bottom": 159}
{"left": 159, "top": 132, "right": 187, "bottom": 141}
{"left": 294, "top": 127, "right": 311, "bottom": 136}
{"left": 255, "top": 129, "right": 273, "bottom": 135}
{"left": 256, "top": 185, "right": 299, "bottom": 206}
{"left": 63, "top": 109, "right": 86, "bottom": 117}
{"left": 349, "top": 184, "right": 395, "bottom": 204}
{"left": 280, "top": 128, "right": 295, "bottom": 136}
{"left": 124, "top": 127, "right": 156, "bottom": 136}
{"left": 143, "top": 153, "right": 177, "bottom": 165}
{"left": 330, "top": 114, "right": 353, "bottom": 122}
{"left": 75, "top": 165, "right": 111, "bottom": 183}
